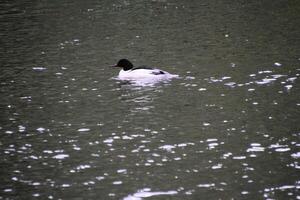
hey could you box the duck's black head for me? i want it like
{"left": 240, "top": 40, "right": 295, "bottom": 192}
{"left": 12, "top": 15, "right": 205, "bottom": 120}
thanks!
{"left": 113, "top": 59, "right": 134, "bottom": 71}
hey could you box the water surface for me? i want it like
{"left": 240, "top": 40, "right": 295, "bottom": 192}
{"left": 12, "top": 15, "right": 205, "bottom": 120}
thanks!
{"left": 0, "top": 0, "right": 300, "bottom": 199}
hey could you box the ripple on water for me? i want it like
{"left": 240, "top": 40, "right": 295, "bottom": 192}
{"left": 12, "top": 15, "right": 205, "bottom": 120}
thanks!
{"left": 36, "top": 127, "right": 46, "bottom": 133}
{"left": 205, "top": 64, "right": 298, "bottom": 97}
{"left": 32, "top": 67, "right": 47, "bottom": 71}
{"left": 197, "top": 183, "right": 215, "bottom": 188}
{"left": 123, "top": 188, "right": 177, "bottom": 200}
{"left": 269, "top": 144, "right": 291, "bottom": 152}
{"left": 52, "top": 154, "right": 69, "bottom": 160}
{"left": 77, "top": 128, "right": 90, "bottom": 132}
{"left": 263, "top": 183, "right": 300, "bottom": 199}
{"left": 159, "top": 144, "right": 176, "bottom": 152}
{"left": 69, "top": 164, "right": 91, "bottom": 173}
{"left": 158, "top": 142, "right": 195, "bottom": 152}
{"left": 232, "top": 156, "right": 247, "bottom": 160}
{"left": 113, "top": 181, "right": 123, "bottom": 185}
{"left": 291, "top": 152, "right": 300, "bottom": 159}
{"left": 117, "top": 169, "right": 127, "bottom": 174}
{"left": 103, "top": 138, "right": 114, "bottom": 144}
{"left": 246, "top": 143, "right": 265, "bottom": 153}
{"left": 211, "top": 164, "right": 223, "bottom": 170}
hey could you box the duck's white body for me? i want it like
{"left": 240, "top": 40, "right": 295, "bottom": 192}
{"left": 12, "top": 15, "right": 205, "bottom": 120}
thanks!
{"left": 118, "top": 68, "right": 177, "bottom": 80}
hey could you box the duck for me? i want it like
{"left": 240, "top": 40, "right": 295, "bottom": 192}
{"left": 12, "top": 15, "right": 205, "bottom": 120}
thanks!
{"left": 112, "top": 59, "right": 178, "bottom": 82}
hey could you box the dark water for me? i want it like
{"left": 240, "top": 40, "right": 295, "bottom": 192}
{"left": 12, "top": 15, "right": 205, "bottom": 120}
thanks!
{"left": 1, "top": 0, "right": 300, "bottom": 199}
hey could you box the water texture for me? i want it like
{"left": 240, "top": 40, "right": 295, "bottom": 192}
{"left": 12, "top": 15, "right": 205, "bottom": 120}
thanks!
{"left": 0, "top": 0, "right": 299, "bottom": 199}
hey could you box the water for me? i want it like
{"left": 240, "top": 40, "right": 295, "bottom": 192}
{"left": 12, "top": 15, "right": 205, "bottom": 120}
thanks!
{"left": 1, "top": 0, "right": 300, "bottom": 199}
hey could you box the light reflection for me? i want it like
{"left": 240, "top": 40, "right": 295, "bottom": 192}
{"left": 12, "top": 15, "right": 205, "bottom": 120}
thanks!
{"left": 123, "top": 188, "right": 177, "bottom": 200}
{"left": 197, "top": 183, "right": 215, "bottom": 188}
{"left": 263, "top": 183, "right": 300, "bottom": 199}
{"left": 52, "top": 154, "right": 69, "bottom": 160}
{"left": 206, "top": 64, "right": 298, "bottom": 95}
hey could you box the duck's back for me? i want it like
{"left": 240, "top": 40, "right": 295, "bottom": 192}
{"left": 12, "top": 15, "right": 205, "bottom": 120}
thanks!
{"left": 118, "top": 67, "right": 170, "bottom": 80}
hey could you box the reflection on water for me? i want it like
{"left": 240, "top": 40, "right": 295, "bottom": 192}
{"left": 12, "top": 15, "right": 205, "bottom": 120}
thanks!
{"left": 124, "top": 188, "right": 178, "bottom": 200}
{"left": 117, "top": 84, "right": 159, "bottom": 114}
{"left": 1, "top": 0, "right": 300, "bottom": 199}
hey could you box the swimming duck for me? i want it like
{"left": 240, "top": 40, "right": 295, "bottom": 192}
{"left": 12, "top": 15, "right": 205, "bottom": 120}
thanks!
{"left": 112, "top": 59, "right": 178, "bottom": 81}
